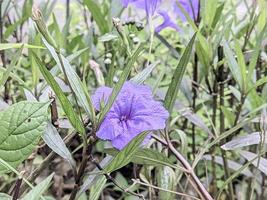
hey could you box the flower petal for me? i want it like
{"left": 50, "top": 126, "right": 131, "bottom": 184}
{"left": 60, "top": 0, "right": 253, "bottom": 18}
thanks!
{"left": 155, "top": 11, "right": 180, "bottom": 33}
{"left": 92, "top": 86, "right": 112, "bottom": 111}
{"left": 96, "top": 118, "right": 123, "bottom": 140}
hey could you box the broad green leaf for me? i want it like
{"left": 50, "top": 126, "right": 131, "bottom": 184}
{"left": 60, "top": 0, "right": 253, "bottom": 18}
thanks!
{"left": 43, "top": 39, "right": 95, "bottom": 123}
{"left": 22, "top": 173, "right": 54, "bottom": 200}
{"left": 42, "top": 122, "right": 76, "bottom": 169}
{"left": 164, "top": 33, "right": 196, "bottom": 113}
{"left": 32, "top": 52, "right": 85, "bottom": 135}
{"left": 131, "top": 62, "right": 159, "bottom": 84}
{"left": 0, "top": 101, "right": 48, "bottom": 173}
{"left": 89, "top": 176, "right": 107, "bottom": 200}
{"left": 104, "top": 148, "right": 175, "bottom": 168}
{"left": 103, "top": 131, "right": 148, "bottom": 173}
{"left": 0, "top": 43, "right": 44, "bottom": 51}
{"left": 83, "top": 0, "right": 109, "bottom": 34}
{"left": 98, "top": 45, "right": 144, "bottom": 124}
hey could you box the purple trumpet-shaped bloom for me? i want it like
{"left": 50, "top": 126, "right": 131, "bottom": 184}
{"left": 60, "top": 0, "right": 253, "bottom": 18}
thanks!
{"left": 92, "top": 81, "right": 169, "bottom": 150}
{"left": 122, "top": 0, "right": 199, "bottom": 32}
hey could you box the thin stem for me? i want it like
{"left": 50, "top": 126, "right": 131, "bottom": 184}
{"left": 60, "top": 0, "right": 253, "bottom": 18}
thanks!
{"left": 12, "top": 178, "right": 22, "bottom": 200}
{"left": 0, "top": 0, "right": 9, "bottom": 102}
{"left": 91, "top": 157, "right": 145, "bottom": 200}
{"left": 192, "top": 52, "right": 198, "bottom": 159}
{"left": 164, "top": 132, "right": 213, "bottom": 200}
{"left": 218, "top": 46, "right": 235, "bottom": 200}
{"left": 69, "top": 135, "right": 88, "bottom": 200}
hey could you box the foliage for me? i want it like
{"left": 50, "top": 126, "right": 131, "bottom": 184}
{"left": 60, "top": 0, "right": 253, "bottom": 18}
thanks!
{"left": 0, "top": 0, "right": 267, "bottom": 199}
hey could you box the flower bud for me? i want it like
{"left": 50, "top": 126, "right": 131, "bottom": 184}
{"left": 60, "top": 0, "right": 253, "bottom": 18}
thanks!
{"left": 105, "top": 53, "right": 112, "bottom": 58}
{"left": 129, "top": 33, "right": 135, "bottom": 39}
{"left": 133, "top": 37, "right": 140, "bottom": 44}
{"left": 89, "top": 60, "right": 105, "bottom": 86}
{"left": 32, "top": 6, "right": 58, "bottom": 50}
{"left": 104, "top": 58, "right": 112, "bottom": 65}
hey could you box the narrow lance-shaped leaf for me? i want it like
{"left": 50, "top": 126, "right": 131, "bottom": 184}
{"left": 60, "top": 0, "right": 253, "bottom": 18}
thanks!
{"left": 103, "top": 131, "right": 148, "bottom": 173}
{"left": 89, "top": 176, "right": 107, "bottom": 200}
{"left": 104, "top": 148, "right": 175, "bottom": 168}
{"left": 0, "top": 43, "right": 44, "bottom": 50}
{"left": 0, "top": 101, "right": 48, "bottom": 173}
{"left": 131, "top": 61, "right": 159, "bottom": 84}
{"left": 222, "top": 39, "right": 243, "bottom": 90}
{"left": 221, "top": 132, "right": 265, "bottom": 150}
{"left": 247, "top": 24, "right": 267, "bottom": 78}
{"left": 42, "top": 39, "right": 95, "bottom": 122}
{"left": 164, "top": 33, "right": 196, "bottom": 113}
{"left": 42, "top": 122, "right": 76, "bottom": 169}
{"left": 240, "top": 150, "right": 267, "bottom": 175}
{"left": 78, "top": 156, "right": 112, "bottom": 197}
{"left": 83, "top": 0, "right": 109, "bottom": 34}
{"left": 0, "top": 47, "right": 23, "bottom": 87}
{"left": 32, "top": 52, "right": 85, "bottom": 135}
{"left": 98, "top": 45, "right": 144, "bottom": 124}
{"left": 22, "top": 173, "right": 54, "bottom": 200}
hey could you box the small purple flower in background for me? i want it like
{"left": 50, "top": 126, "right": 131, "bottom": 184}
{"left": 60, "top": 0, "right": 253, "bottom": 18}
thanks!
{"left": 93, "top": 81, "right": 169, "bottom": 150}
{"left": 122, "top": 0, "right": 199, "bottom": 32}
{"left": 174, "top": 0, "right": 199, "bottom": 22}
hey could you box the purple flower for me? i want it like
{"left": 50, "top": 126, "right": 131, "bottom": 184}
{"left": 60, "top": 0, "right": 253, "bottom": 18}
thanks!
{"left": 93, "top": 81, "right": 169, "bottom": 150}
{"left": 174, "top": 0, "right": 199, "bottom": 22}
{"left": 122, "top": 0, "right": 199, "bottom": 32}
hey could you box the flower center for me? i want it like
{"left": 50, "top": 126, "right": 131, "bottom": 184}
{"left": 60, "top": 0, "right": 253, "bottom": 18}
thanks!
{"left": 120, "top": 115, "right": 128, "bottom": 122}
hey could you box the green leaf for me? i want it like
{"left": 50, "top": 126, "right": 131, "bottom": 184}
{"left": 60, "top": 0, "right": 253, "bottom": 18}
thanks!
{"left": 104, "top": 148, "right": 175, "bottom": 168}
{"left": 247, "top": 24, "right": 267, "bottom": 79}
{"left": 43, "top": 39, "right": 95, "bottom": 122}
{"left": 204, "top": 0, "right": 218, "bottom": 28}
{"left": 157, "top": 166, "right": 175, "bottom": 200}
{"left": 83, "top": 0, "right": 109, "bottom": 34}
{"left": 0, "top": 101, "right": 48, "bottom": 173}
{"left": 98, "top": 45, "right": 144, "bottom": 124}
{"left": 131, "top": 62, "right": 159, "bottom": 84}
{"left": 0, "top": 193, "right": 12, "bottom": 200}
{"left": 164, "top": 33, "right": 196, "bottom": 113}
{"left": 32, "top": 52, "right": 85, "bottom": 135}
{"left": 0, "top": 48, "right": 23, "bottom": 87}
{"left": 103, "top": 131, "right": 148, "bottom": 173}
{"left": 42, "top": 122, "right": 76, "bottom": 169}
{"left": 0, "top": 43, "right": 44, "bottom": 51}
{"left": 22, "top": 173, "right": 54, "bottom": 200}
{"left": 234, "top": 39, "right": 247, "bottom": 91}
{"left": 98, "top": 33, "right": 118, "bottom": 42}
{"left": 89, "top": 176, "right": 107, "bottom": 200}
{"left": 222, "top": 39, "right": 242, "bottom": 89}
